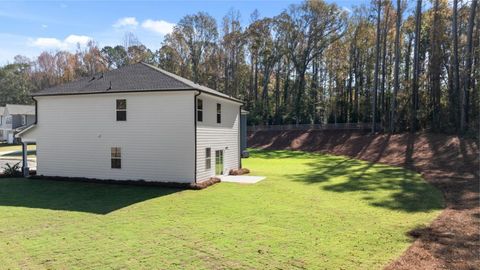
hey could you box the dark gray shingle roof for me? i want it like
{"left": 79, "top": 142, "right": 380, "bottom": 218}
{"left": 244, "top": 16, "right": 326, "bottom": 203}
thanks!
{"left": 33, "top": 62, "right": 241, "bottom": 103}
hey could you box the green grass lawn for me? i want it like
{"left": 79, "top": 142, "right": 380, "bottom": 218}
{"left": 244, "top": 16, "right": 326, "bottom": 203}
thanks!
{"left": 0, "top": 149, "right": 443, "bottom": 269}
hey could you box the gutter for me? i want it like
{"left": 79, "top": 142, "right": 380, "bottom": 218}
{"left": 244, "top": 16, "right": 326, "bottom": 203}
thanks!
{"left": 194, "top": 90, "right": 201, "bottom": 184}
{"left": 32, "top": 88, "right": 243, "bottom": 104}
{"left": 239, "top": 105, "right": 242, "bottom": 169}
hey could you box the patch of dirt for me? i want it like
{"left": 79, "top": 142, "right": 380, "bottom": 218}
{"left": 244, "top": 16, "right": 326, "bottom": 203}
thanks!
{"left": 248, "top": 130, "right": 479, "bottom": 270}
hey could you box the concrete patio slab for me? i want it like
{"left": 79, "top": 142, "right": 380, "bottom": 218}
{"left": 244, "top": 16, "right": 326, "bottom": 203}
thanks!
{"left": 220, "top": 175, "right": 266, "bottom": 184}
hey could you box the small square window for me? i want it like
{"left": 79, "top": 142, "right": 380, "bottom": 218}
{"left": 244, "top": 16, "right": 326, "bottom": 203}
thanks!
{"left": 116, "top": 99, "right": 126, "bottom": 110}
{"left": 216, "top": 103, "right": 221, "bottom": 124}
{"left": 197, "top": 99, "right": 203, "bottom": 122}
{"left": 111, "top": 147, "right": 121, "bottom": 169}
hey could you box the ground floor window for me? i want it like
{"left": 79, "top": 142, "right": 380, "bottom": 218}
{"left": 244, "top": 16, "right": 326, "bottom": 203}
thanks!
{"left": 111, "top": 147, "right": 121, "bottom": 169}
{"left": 205, "top": 148, "right": 211, "bottom": 170}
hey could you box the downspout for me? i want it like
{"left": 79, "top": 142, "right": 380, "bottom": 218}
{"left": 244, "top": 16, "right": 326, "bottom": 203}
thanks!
{"left": 32, "top": 96, "right": 38, "bottom": 124}
{"left": 194, "top": 90, "right": 201, "bottom": 184}
{"left": 239, "top": 105, "right": 242, "bottom": 169}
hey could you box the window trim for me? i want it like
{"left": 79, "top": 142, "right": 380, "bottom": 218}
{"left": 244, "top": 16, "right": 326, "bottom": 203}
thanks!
{"left": 216, "top": 103, "right": 221, "bottom": 124}
{"left": 205, "top": 147, "right": 211, "bottom": 170}
{"left": 21, "top": 115, "right": 27, "bottom": 125}
{"left": 111, "top": 147, "right": 122, "bottom": 169}
{"left": 116, "top": 99, "right": 127, "bottom": 121}
{"left": 197, "top": 99, "right": 203, "bottom": 122}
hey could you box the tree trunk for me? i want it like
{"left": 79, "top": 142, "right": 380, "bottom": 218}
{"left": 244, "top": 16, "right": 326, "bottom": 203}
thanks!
{"left": 391, "top": 0, "right": 402, "bottom": 133}
{"left": 248, "top": 53, "right": 254, "bottom": 109}
{"left": 372, "top": 0, "right": 382, "bottom": 133}
{"left": 254, "top": 57, "right": 259, "bottom": 104}
{"left": 274, "top": 62, "right": 281, "bottom": 124}
{"left": 453, "top": 0, "right": 461, "bottom": 131}
{"left": 381, "top": 5, "right": 390, "bottom": 130}
{"left": 429, "top": 0, "right": 442, "bottom": 131}
{"left": 411, "top": 0, "right": 422, "bottom": 132}
{"left": 462, "top": 0, "right": 477, "bottom": 132}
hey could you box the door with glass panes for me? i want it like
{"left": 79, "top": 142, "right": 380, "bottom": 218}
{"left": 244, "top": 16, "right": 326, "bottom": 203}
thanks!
{"left": 215, "top": 150, "right": 223, "bottom": 175}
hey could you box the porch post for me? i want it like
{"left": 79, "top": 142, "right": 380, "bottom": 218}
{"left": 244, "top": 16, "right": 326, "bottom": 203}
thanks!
{"left": 22, "top": 141, "right": 29, "bottom": 177}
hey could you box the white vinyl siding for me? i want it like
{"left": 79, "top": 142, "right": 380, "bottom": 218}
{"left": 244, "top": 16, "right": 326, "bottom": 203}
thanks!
{"left": 196, "top": 94, "right": 240, "bottom": 182}
{"left": 30, "top": 91, "right": 195, "bottom": 183}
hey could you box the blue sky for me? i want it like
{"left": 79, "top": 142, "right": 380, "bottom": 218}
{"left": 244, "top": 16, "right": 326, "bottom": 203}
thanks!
{"left": 0, "top": 0, "right": 367, "bottom": 65}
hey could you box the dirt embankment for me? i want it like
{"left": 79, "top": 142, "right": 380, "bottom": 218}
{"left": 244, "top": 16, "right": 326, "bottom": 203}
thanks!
{"left": 248, "top": 130, "right": 479, "bottom": 270}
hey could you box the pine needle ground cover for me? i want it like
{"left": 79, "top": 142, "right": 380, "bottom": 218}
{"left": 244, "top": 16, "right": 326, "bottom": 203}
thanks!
{"left": 0, "top": 150, "right": 442, "bottom": 269}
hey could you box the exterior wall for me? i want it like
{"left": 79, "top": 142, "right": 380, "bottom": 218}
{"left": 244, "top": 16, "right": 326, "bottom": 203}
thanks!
{"left": 196, "top": 94, "right": 240, "bottom": 182}
{"left": 29, "top": 91, "right": 195, "bottom": 183}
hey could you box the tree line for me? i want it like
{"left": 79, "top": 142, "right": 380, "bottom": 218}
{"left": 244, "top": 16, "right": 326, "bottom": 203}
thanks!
{"left": 0, "top": 0, "right": 478, "bottom": 134}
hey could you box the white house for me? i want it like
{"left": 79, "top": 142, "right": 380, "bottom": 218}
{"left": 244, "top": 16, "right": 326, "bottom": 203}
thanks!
{"left": 0, "top": 104, "right": 36, "bottom": 143}
{"left": 18, "top": 63, "right": 243, "bottom": 184}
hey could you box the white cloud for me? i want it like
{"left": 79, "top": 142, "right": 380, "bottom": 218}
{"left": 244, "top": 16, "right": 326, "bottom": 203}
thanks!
{"left": 41, "top": 24, "right": 48, "bottom": 29}
{"left": 31, "top": 37, "right": 64, "bottom": 48}
{"left": 141, "top": 19, "right": 175, "bottom": 35}
{"left": 113, "top": 17, "right": 138, "bottom": 28}
{"left": 64, "top": 34, "right": 91, "bottom": 45}
{"left": 29, "top": 34, "right": 92, "bottom": 49}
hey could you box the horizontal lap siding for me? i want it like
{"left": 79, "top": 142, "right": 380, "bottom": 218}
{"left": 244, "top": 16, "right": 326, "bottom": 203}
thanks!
{"left": 196, "top": 94, "right": 240, "bottom": 182}
{"left": 34, "top": 91, "right": 195, "bottom": 183}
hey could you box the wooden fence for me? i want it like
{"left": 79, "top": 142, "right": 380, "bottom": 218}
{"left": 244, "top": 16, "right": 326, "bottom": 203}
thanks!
{"left": 247, "top": 123, "right": 373, "bottom": 132}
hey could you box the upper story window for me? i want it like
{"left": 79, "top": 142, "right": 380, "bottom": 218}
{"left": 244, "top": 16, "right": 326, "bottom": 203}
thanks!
{"left": 0, "top": 116, "right": 2, "bottom": 125}
{"left": 197, "top": 99, "right": 203, "bottom": 122}
{"left": 21, "top": 115, "right": 27, "bottom": 125}
{"left": 5, "top": 116, "right": 12, "bottom": 125}
{"left": 216, "top": 103, "right": 221, "bottom": 124}
{"left": 111, "top": 147, "right": 121, "bottom": 169}
{"left": 116, "top": 99, "right": 127, "bottom": 121}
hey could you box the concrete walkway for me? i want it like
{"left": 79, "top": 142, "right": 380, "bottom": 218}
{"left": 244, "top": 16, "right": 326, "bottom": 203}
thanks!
{"left": 220, "top": 175, "right": 266, "bottom": 184}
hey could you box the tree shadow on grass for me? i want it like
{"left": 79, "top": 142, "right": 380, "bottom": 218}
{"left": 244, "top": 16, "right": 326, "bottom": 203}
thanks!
{"left": 0, "top": 178, "right": 182, "bottom": 214}
{"left": 248, "top": 148, "right": 317, "bottom": 159}
{"left": 292, "top": 157, "right": 443, "bottom": 213}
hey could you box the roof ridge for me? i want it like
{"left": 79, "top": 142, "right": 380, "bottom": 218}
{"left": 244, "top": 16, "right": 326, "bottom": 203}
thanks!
{"left": 140, "top": 62, "right": 242, "bottom": 103}
{"left": 140, "top": 62, "right": 196, "bottom": 89}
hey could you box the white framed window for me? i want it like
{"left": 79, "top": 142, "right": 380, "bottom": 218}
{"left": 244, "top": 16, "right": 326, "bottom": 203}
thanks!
{"left": 21, "top": 115, "right": 27, "bottom": 125}
{"left": 205, "top": 148, "right": 211, "bottom": 170}
{"left": 111, "top": 147, "right": 122, "bottom": 169}
{"left": 197, "top": 99, "right": 203, "bottom": 122}
{"left": 216, "top": 103, "right": 221, "bottom": 124}
{"left": 116, "top": 99, "right": 127, "bottom": 121}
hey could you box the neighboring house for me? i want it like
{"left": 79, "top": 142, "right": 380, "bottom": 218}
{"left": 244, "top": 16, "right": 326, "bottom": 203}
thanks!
{"left": 18, "top": 62, "right": 243, "bottom": 184}
{"left": 0, "top": 104, "right": 36, "bottom": 143}
{"left": 0, "top": 106, "right": 4, "bottom": 141}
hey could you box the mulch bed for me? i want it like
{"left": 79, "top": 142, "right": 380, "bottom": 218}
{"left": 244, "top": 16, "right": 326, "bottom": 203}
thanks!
{"left": 248, "top": 130, "right": 479, "bottom": 270}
